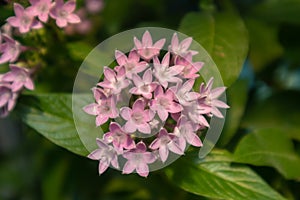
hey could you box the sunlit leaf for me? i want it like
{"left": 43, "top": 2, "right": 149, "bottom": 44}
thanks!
{"left": 17, "top": 94, "right": 89, "bottom": 156}
{"left": 234, "top": 128, "right": 300, "bottom": 180}
{"left": 166, "top": 150, "right": 286, "bottom": 200}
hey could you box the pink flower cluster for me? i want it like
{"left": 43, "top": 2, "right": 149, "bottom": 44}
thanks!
{"left": 0, "top": 0, "right": 81, "bottom": 117}
{"left": 84, "top": 31, "right": 229, "bottom": 177}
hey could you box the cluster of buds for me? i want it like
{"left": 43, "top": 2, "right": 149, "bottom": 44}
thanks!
{"left": 84, "top": 31, "right": 229, "bottom": 177}
{"left": 0, "top": 0, "right": 81, "bottom": 117}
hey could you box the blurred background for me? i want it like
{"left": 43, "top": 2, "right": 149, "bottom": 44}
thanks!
{"left": 1, "top": 0, "right": 300, "bottom": 199}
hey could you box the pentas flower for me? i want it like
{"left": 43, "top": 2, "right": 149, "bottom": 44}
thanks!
{"left": 2, "top": 65, "right": 34, "bottom": 92}
{"left": 0, "top": 34, "right": 21, "bottom": 64}
{"left": 115, "top": 50, "right": 148, "bottom": 79}
{"left": 122, "top": 141, "right": 156, "bottom": 177}
{"left": 84, "top": 30, "right": 229, "bottom": 177}
{"left": 175, "top": 53, "right": 204, "bottom": 79}
{"left": 173, "top": 116, "right": 203, "bottom": 151}
{"left": 153, "top": 52, "right": 184, "bottom": 89}
{"left": 104, "top": 122, "right": 136, "bottom": 154}
{"left": 98, "top": 66, "right": 130, "bottom": 95}
{"left": 0, "top": 80, "right": 17, "bottom": 118}
{"left": 198, "top": 78, "right": 229, "bottom": 118}
{"left": 88, "top": 138, "right": 119, "bottom": 175}
{"left": 28, "top": 0, "right": 54, "bottom": 22}
{"left": 50, "top": 0, "right": 81, "bottom": 28}
{"left": 171, "top": 79, "right": 200, "bottom": 106}
{"left": 150, "top": 86, "right": 182, "bottom": 121}
{"left": 149, "top": 128, "right": 183, "bottom": 163}
{"left": 129, "top": 69, "right": 158, "bottom": 99}
{"left": 7, "top": 3, "right": 42, "bottom": 33}
{"left": 83, "top": 88, "right": 118, "bottom": 126}
{"left": 169, "top": 33, "right": 198, "bottom": 57}
{"left": 134, "top": 31, "right": 165, "bottom": 61}
{"left": 120, "top": 99, "right": 154, "bottom": 134}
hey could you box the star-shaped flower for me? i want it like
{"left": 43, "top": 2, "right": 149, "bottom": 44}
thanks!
{"left": 28, "top": 0, "right": 54, "bottom": 22}
{"left": 153, "top": 52, "right": 184, "bottom": 89}
{"left": 198, "top": 77, "right": 229, "bottom": 118}
{"left": 129, "top": 69, "right": 158, "bottom": 99}
{"left": 98, "top": 66, "right": 130, "bottom": 95}
{"left": 150, "top": 86, "right": 182, "bottom": 121}
{"left": 170, "top": 79, "right": 200, "bottom": 106}
{"left": 122, "top": 141, "right": 156, "bottom": 177}
{"left": 149, "top": 128, "right": 183, "bottom": 163}
{"left": 115, "top": 50, "right": 148, "bottom": 79}
{"left": 120, "top": 99, "right": 154, "bottom": 134}
{"left": 0, "top": 34, "right": 21, "bottom": 64}
{"left": 134, "top": 30, "right": 165, "bottom": 61}
{"left": 175, "top": 53, "right": 204, "bottom": 79}
{"left": 169, "top": 33, "right": 198, "bottom": 57}
{"left": 50, "top": 0, "right": 81, "bottom": 28}
{"left": 2, "top": 65, "right": 34, "bottom": 92}
{"left": 104, "top": 122, "right": 136, "bottom": 154}
{"left": 83, "top": 88, "right": 119, "bottom": 126}
{"left": 7, "top": 3, "right": 42, "bottom": 33}
{"left": 88, "top": 138, "right": 119, "bottom": 175}
{"left": 173, "top": 115, "right": 203, "bottom": 150}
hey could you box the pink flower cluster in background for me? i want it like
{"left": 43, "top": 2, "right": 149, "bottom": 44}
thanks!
{"left": 0, "top": 0, "right": 81, "bottom": 117}
{"left": 84, "top": 31, "right": 229, "bottom": 177}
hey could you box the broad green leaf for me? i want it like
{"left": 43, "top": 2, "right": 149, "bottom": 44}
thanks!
{"left": 179, "top": 11, "right": 248, "bottom": 86}
{"left": 242, "top": 90, "right": 300, "bottom": 141}
{"left": 246, "top": 18, "right": 283, "bottom": 72}
{"left": 218, "top": 79, "right": 248, "bottom": 146}
{"left": 166, "top": 150, "right": 286, "bottom": 200}
{"left": 252, "top": 0, "right": 300, "bottom": 25}
{"left": 234, "top": 129, "right": 300, "bottom": 180}
{"left": 17, "top": 94, "right": 89, "bottom": 156}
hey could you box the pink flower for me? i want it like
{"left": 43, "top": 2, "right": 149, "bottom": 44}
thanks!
{"left": 88, "top": 138, "right": 119, "bottom": 175}
{"left": 120, "top": 99, "right": 154, "bottom": 134}
{"left": 50, "top": 0, "right": 81, "bottom": 28}
{"left": 97, "top": 66, "right": 130, "bottom": 95}
{"left": 134, "top": 30, "right": 165, "bottom": 61}
{"left": 153, "top": 52, "right": 184, "bottom": 89}
{"left": 150, "top": 86, "right": 182, "bottom": 121}
{"left": 7, "top": 3, "right": 42, "bottom": 33}
{"left": 175, "top": 53, "right": 204, "bottom": 79}
{"left": 104, "top": 122, "right": 136, "bottom": 153}
{"left": 149, "top": 128, "right": 183, "bottom": 163}
{"left": 0, "top": 79, "right": 17, "bottom": 118}
{"left": 28, "top": 0, "right": 54, "bottom": 22}
{"left": 129, "top": 69, "right": 158, "bottom": 99}
{"left": 115, "top": 50, "right": 148, "bottom": 79}
{"left": 122, "top": 141, "right": 156, "bottom": 177}
{"left": 182, "top": 100, "right": 210, "bottom": 127}
{"left": 0, "top": 34, "right": 21, "bottom": 64}
{"left": 199, "top": 78, "right": 229, "bottom": 118}
{"left": 170, "top": 79, "right": 200, "bottom": 106}
{"left": 2, "top": 65, "right": 34, "bottom": 92}
{"left": 169, "top": 33, "right": 198, "bottom": 57}
{"left": 83, "top": 88, "right": 119, "bottom": 126}
{"left": 85, "top": 0, "right": 104, "bottom": 14}
{"left": 173, "top": 116, "right": 203, "bottom": 150}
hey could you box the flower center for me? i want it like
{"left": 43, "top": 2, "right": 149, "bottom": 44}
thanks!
{"left": 132, "top": 112, "right": 144, "bottom": 124}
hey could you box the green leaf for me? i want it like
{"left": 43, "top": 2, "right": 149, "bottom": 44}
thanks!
{"left": 246, "top": 18, "right": 283, "bottom": 72}
{"left": 166, "top": 150, "right": 286, "bottom": 200}
{"left": 234, "top": 129, "right": 300, "bottom": 180}
{"left": 242, "top": 90, "right": 300, "bottom": 141}
{"left": 179, "top": 11, "right": 248, "bottom": 86}
{"left": 17, "top": 94, "right": 89, "bottom": 156}
{"left": 218, "top": 79, "right": 249, "bottom": 146}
